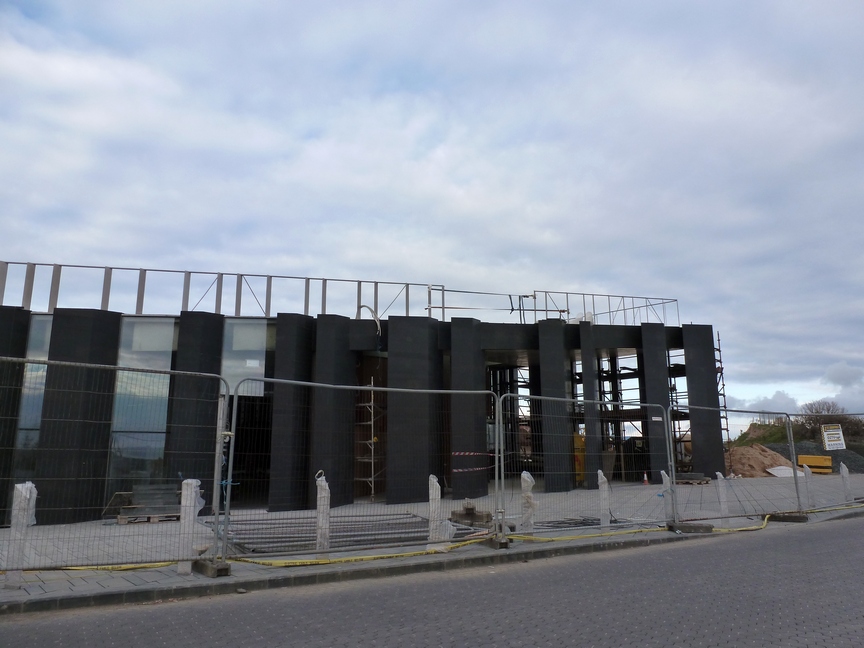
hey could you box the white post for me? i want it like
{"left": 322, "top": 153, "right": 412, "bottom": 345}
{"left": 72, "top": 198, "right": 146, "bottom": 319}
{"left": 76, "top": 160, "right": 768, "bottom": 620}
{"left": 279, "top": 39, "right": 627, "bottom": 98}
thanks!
{"left": 316, "top": 472, "right": 331, "bottom": 553}
{"left": 178, "top": 479, "right": 204, "bottom": 575}
{"left": 428, "top": 477, "right": 455, "bottom": 544}
{"left": 715, "top": 472, "right": 728, "bottom": 528}
{"left": 598, "top": 470, "right": 611, "bottom": 529}
{"left": 5, "top": 482, "right": 37, "bottom": 589}
{"left": 428, "top": 475, "right": 443, "bottom": 541}
{"left": 840, "top": 463, "right": 852, "bottom": 503}
{"left": 520, "top": 471, "right": 537, "bottom": 535}
{"left": 803, "top": 465, "right": 814, "bottom": 510}
{"left": 661, "top": 470, "right": 674, "bottom": 522}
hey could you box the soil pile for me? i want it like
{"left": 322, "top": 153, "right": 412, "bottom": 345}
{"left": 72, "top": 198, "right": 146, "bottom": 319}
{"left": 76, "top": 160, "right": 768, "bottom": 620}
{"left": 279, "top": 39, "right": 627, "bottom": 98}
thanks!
{"left": 726, "top": 443, "right": 794, "bottom": 478}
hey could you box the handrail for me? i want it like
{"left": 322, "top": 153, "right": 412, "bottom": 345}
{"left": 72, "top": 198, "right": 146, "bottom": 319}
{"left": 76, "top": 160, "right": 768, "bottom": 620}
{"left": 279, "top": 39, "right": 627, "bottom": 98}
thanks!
{"left": 0, "top": 260, "right": 678, "bottom": 325}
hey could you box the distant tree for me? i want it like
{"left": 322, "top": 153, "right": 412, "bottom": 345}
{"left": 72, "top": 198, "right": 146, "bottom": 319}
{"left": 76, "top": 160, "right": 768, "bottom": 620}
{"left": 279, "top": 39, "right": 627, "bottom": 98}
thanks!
{"left": 793, "top": 400, "right": 864, "bottom": 440}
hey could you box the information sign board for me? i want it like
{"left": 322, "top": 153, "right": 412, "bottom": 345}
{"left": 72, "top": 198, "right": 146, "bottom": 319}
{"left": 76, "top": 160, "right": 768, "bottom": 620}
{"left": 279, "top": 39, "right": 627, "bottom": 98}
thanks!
{"left": 821, "top": 423, "right": 846, "bottom": 450}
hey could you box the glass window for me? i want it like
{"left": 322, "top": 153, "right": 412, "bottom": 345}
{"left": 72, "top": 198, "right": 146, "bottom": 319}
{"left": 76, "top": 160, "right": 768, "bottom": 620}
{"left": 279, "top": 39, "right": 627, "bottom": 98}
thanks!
{"left": 221, "top": 318, "right": 273, "bottom": 395}
{"left": 106, "top": 317, "right": 176, "bottom": 496}
{"left": 13, "top": 315, "right": 52, "bottom": 480}
{"left": 107, "top": 432, "right": 167, "bottom": 494}
{"left": 112, "top": 317, "right": 175, "bottom": 433}
{"left": 118, "top": 317, "right": 175, "bottom": 371}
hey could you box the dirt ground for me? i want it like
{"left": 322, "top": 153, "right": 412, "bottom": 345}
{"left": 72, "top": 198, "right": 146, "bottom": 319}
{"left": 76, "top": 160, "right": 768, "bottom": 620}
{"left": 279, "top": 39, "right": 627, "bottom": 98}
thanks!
{"left": 726, "top": 443, "right": 794, "bottom": 478}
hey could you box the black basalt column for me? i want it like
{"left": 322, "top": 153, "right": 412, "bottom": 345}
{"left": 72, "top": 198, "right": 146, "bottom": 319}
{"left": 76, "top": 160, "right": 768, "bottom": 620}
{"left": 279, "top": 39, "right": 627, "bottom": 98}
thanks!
{"left": 269, "top": 313, "right": 316, "bottom": 511}
{"left": 683, "top": 324, "right": 725, "bottom": 476}
{"left": 537, "top": 319, "right": 575, "bottom": 492}
{"left": 450, "top": 318, "right": 488, "bottom": 499}
{"left": 387, "top": 317, "right": 444, "bottom": 504}
{"left": 308, "top": 315, "right": 357, "bottom": 508}
{"left": 165, "top": 311, "right": 224, "bottom": 504}
{"left": 37, "top": 308, "right": 122, "bottom": 524}
{"left": 0, "top": 306, "right": 31, "bottom": 522}
{"left": 639, "top": 323, "right": 671, "bottom": 484}
{"left": 580, "top": 321, "right": 602, "bottom": 489}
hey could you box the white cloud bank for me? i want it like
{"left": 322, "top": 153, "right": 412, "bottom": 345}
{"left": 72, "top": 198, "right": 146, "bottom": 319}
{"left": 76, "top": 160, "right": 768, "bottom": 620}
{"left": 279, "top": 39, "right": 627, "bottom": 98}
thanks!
{"left": 2, "top": 1, "right": 864, "bottom": 413}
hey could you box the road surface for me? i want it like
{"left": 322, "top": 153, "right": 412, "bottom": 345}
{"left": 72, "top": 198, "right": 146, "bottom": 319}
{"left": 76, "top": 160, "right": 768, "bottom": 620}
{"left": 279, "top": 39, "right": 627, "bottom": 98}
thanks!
{"left": 2, "top": 516, "right": 863, "bottom": 647}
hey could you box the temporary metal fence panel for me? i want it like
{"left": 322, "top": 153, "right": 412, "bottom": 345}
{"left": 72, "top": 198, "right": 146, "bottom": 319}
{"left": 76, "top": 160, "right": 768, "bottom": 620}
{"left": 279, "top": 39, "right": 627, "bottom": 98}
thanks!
{"left": 672, "top": 405, "right": 799, "bottom": 521}
{"left": 221, "top": 378, "right": 501, "bottom": 557}
{"left": 0, "top": 357, "right": 228, "bottom": 571}
{"left": 498, "top": 394, "right": 674, "bottom": 536}
{"left": 672, "top": 405, "right": 864, "bottom": 523}
{"left": 779, "top": 410, "right": 864, "bottom": 511}
{"left": 10, "top": 352, "right": 864, "bottom": 574}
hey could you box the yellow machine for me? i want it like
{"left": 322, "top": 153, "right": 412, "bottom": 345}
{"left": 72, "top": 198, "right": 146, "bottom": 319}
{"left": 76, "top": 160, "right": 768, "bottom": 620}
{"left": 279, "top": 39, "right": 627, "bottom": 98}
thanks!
{"left": 573, "top": 432, "right": 586, "bottom": 484}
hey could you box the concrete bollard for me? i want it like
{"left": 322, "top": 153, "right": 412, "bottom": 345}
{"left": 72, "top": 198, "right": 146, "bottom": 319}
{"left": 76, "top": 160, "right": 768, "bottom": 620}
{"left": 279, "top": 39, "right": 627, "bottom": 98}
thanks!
{"left": 803, "top": 465, "right": 815, "bottom": 510}
{"left": 598, "top": 470, "right": 611, "bottom": 529}
{"left": 178, "top": 479, "right": 204, "bottom": 575}
{"left": 661, "top": 471, "right": 674, "bottom": 522}
{"left": 520, "top": 471, "right": 537, "bottom": 535}
{"left": 715, "top": 472, "right": 729, "bottom": 528}
{"left": 428, "top": 475, "right": 443, "bottom": 541}
{"left": 316, "top": 471, "right": 331, "bottom": 553}
{"left": 840, "top": 463, "right": 852, "bottom": 503}
{"left": 5, "top": 482, "right": 37, "bottom": 589}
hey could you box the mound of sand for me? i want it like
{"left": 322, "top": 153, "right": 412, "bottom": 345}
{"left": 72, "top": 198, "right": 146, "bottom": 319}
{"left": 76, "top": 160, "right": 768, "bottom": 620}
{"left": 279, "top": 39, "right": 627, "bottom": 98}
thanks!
{"left": 726, "top": 443, "right": 795, "bottom": 478}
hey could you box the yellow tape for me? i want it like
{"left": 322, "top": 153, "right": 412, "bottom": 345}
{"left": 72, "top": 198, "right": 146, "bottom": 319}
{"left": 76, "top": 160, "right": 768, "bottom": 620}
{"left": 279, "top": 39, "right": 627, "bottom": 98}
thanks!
{"left": 509, "top": 526, "right": 667, "bottom": 543}
{"left": 64, "top": 562, "right": 175, "bottom": 571}
{"left": 710, "top": 515, "right": 771, "bottom": 533}
{"left": 231, "top": 537, "right": 490, "bottom": 567}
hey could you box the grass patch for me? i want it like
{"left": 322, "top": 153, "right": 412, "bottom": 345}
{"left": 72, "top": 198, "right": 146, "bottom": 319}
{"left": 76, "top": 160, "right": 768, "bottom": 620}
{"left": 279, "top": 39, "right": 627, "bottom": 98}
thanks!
{"left": 732, "top": 423, "right": 792, "bottom": 447}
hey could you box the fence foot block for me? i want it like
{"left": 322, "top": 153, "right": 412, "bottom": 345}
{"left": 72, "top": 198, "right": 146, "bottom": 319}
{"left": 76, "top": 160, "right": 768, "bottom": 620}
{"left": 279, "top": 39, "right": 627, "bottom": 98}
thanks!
{"left": 767, "top": 513, "right": 809, "bottom": 523}
{"left": 485, "top": 537, "right": 510, "bottom": 549}
{"left": 667, "top": 522, "right": 714, "bottom": 534}
{"left": 192, "top": 560, "right": 232, "bottom": 578}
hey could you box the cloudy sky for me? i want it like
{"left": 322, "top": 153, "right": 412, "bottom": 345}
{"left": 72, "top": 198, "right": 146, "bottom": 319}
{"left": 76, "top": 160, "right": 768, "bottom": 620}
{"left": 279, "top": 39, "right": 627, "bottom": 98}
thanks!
{"left": 2, "top": 1, "right": 863, "bottom": 415}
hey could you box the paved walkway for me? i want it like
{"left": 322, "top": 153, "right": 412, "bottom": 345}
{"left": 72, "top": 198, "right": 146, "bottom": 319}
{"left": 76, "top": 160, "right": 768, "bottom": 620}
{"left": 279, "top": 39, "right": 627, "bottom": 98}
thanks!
{"left": 2, "top": 473, "right": 863, "bottom": 615}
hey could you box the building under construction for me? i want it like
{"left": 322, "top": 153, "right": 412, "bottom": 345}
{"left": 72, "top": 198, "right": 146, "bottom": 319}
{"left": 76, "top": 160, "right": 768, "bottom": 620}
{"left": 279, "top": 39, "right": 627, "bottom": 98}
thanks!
{"left": 0, "top": 261, "right": 726, "bottom": 522}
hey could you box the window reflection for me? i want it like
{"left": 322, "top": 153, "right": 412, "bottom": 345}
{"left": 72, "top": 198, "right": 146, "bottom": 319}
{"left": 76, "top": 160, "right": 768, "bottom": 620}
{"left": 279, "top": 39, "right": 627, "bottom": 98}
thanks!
{"left": 106, "top": 317, "right": 176, "bottom": 497}
{"left": 221, "top": 319, "right": 272, "bottom": 395}
{"left": 13, "top": 315, "right": 52, "bottom": 481}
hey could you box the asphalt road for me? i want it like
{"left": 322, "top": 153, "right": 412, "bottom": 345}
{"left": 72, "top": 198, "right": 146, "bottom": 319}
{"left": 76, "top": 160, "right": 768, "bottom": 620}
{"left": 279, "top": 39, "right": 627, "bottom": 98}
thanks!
{"left": 2, "top": 516, "right": 863, "bottom": 647}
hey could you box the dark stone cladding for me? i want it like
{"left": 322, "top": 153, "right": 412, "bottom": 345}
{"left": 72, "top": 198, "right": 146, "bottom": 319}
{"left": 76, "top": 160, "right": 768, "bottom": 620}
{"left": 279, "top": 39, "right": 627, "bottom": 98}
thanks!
{"left": 0, "top": 310, "right": 726, "bottom": 520}
{"left": 386, "top": 317, "right": 444, "bottom": 504}
{"left": 449, "top": 318, "right": 487, "bottom": 499}
{"left": 307, "top": 315, "right": 357, "bottom": 508}
{"left": 268, "top": 313, "right": 316, "bottom": 511}
{"left": 164, "top": 311, "right": 225, "bottom": 508}
{"left": 683, "top": 324, "right": 725, "bottom": 477}
{"left": 38, "top": 308, "right": 123, "bottom": 524}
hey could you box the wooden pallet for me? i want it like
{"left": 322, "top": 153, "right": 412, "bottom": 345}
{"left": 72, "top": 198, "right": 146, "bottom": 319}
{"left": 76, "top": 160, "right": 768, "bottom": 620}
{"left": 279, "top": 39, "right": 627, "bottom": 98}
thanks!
{"left": 675, "top": 472, "right": 711, "bottom": 485}
{"left": 116, "top": 484, "right": 181, "bottom": 524}
{"left": 117, "top": 513, "right": 181, "bottom": 525}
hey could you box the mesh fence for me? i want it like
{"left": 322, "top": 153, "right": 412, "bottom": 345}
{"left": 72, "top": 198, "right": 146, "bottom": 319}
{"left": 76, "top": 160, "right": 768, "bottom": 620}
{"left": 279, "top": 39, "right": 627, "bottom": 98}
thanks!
{"left": 672, "top": 406, "right": 864, "bottom": 522}
{"left": 499, "top": 394, "right": 673, "bottom": 536}
{"left": 0, "top": 357, "right": 227, "bottom": 570}
{"left": 7, "top": 357, "right": 864, "bottom": 572}
{"left": 219, "top": 379, "right": 500, "bottom": 556}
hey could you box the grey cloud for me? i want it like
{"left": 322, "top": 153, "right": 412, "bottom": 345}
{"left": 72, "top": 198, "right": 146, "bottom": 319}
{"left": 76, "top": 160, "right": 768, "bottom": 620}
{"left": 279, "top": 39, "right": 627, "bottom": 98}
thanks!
{"left": 2, "top": 2, "right": 864, "bottom": 410}
{"left": 822, "top": 362, "right": 864, "bottom": 389}
{"left": 727, "top": 391, "right": 799, "bottom": 415}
